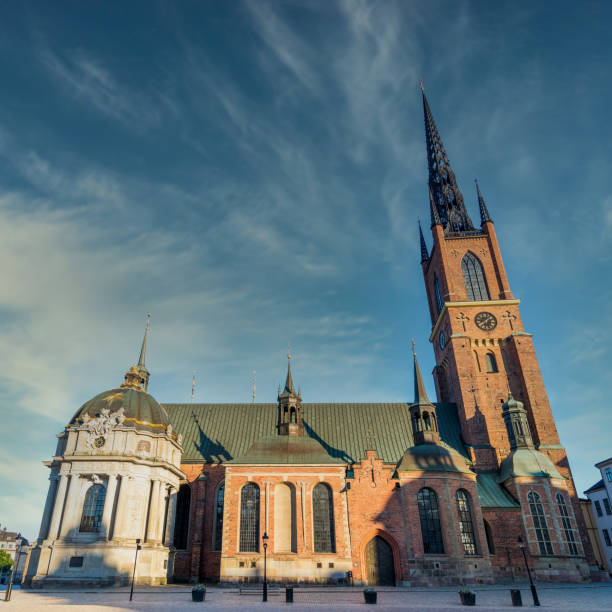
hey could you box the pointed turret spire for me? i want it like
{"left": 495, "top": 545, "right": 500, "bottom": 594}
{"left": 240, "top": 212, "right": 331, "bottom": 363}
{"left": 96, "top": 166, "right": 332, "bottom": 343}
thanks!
{"left": 277, "top": 347, "right": 303, "bottom": 436}
{"left": 126, "top": 313, "right": 150, "bottom": 392}
{"left": 419, "top": 221, "right": 429, "bottom": 262}
{"left": 409, "top": 339, "right": 440, "bottom": 445}
{"left": 138, "top": 313, "right": 151, "bottom": 368}
{"left": 421, "top": 83, "right": 475, "bottom": 235}
{"left": 411, "top": 339, "right": 431, "bottom": 406}
{"left": 475, "top": 179, "right": 492, "bottom": 225}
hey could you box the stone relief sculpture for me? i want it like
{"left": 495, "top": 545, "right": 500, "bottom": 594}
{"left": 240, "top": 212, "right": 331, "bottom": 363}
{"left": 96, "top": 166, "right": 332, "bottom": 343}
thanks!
{"left": 83, "top": 407, "right": 126, "bottom": 448}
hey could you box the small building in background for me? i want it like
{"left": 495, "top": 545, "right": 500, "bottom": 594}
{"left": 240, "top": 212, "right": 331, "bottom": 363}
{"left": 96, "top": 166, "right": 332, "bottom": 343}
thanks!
{"left": 584, "top": 457, "right": 612, "bottom": 576}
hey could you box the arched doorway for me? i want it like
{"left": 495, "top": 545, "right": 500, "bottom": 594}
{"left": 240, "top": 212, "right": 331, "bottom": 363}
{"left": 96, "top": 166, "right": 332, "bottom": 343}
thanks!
{"left": 365, "top": 536, "right": 395, "bottom": 586}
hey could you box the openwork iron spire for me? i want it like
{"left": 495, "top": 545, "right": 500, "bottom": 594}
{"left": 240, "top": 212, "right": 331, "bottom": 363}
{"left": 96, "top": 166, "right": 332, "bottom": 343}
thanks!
{"left": 421, "top": 84, "right": 475, "bottom": 235}
{"left": 475, "top": 179, "right": 492, "bottom": 224}
{"left": 419, "top": 221, "right": 429, "bottom": 262}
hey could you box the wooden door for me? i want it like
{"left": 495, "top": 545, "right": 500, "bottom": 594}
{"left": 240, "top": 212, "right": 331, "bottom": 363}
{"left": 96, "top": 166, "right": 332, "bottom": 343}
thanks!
{"left": 365, "top": 536, "right": 395, "bottom": 586}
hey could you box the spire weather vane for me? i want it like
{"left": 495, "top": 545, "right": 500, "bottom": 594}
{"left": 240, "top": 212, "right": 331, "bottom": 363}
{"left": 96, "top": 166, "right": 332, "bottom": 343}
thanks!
{"left": 190, "top": 370, "right": 196, "bottom": 403}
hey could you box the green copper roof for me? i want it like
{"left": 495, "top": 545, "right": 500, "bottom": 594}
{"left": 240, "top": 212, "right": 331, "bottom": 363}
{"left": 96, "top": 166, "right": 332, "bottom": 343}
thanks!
{"left": 396, "top": 442, "right": 472, "bottom": 474}
{"left": 164, "top": 402, "right": 468, "bottom": 465}
{"left": 164, "top": 401, "right": 518, "bottom": 509}
{"left": 499, "top": 448, "right": 563, "bottom": 482}
{"left": 231, "top": 435, "right": 345, "bottom": 464}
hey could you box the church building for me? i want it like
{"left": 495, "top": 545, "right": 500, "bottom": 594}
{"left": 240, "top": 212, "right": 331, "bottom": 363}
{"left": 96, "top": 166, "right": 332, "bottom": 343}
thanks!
{"left": 24, "top": 90, "right": 599, "bottom": 587}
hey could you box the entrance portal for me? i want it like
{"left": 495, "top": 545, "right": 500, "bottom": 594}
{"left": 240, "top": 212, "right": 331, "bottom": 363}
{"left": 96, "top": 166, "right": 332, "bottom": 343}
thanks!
{"left": 365, "top": 536, "right": 395, "bottom": 586}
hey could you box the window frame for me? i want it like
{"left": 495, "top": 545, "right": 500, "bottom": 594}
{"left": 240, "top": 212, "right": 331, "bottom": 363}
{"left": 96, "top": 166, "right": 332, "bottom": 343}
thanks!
{"left": 556, "top": 493, "right": 579, "bottom": 556}
{"left": 79, "top": 483, "right": 107, "bottom": 533}
{"left": 456, "top": 489, "right": 478, "bottom": 556}
{"left": 527, "top": 491, "right": 553, "bottom": 555}
{"left": 461, "top": 252, "right": 490, "bottom": 301}
{"left": 417, "top": 487, "right": 445, "bottom": 555}
{"left": 212, "top": 481, "right": 225, "bottom": 552}
{"left": 312, "top": 483, "right": 336, "bottom": 554}
{"left": 239, "top": 482, "right": 260, "bottom": 553}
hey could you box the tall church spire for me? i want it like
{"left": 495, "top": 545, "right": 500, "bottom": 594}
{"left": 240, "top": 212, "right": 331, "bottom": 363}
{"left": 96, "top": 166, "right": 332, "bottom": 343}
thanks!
{"left": 128, "top": 313, "right": 150, "bottom": 392}
{"left": 421, "top": 83, "right": 475, "bottom": 235}
{"left": 475, "top": 179, "right": 492, "bottom": 225}
{"left": 419, "top": 221, "right": 429, "bottom": 262}
{"left": 412, "top": 340, "right": 431, "bottom": 406}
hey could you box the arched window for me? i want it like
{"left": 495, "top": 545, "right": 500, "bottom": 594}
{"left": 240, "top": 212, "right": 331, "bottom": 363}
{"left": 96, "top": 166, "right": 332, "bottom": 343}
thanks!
{"left": 461, "top": 252, "right": 489, "bottom": 301}
{"left": 274, "top": 483, "right": 296, "bottom": 553}
{"left": 456, "top": 490, "right": 478, "bottom": 555}
{"left": 212, "top": 482, "right": 225, "bottom": 551}
{"left": 483, "top": 519, "right": 495, "bottom": 555}
{"left": 173, "top": 484, "right": 191, "bottom": 550}
{"left": 556, "top": 493, "right": 579, "bottom": 555}
{"left": 485, "top": 353, "right": 498, "bottom": 373}
{"left": 528, "top": 491, "right": 553, "bottom": 555}
{"left": 313, "top": 483, "right": 335, "bottom": 553}
{"left": 434, "top": 273, "right": 444, "bottom": 314}
{"left": 417, "top": 488, "right": 444, "bottom": 554}
{"left": 80, "top": 484, "right": 106, "bottom": 532}
{"left": 239, "top": 483, "right": 260, "bottom": 552}
{"left": 423, "top": 412, "right": 431, "bottom": 430}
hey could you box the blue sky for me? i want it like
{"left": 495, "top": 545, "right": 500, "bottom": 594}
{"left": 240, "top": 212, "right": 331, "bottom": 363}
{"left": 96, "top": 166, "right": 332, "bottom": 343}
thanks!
{"left": 0, "top": 1, "right": 610, "bottom": 539}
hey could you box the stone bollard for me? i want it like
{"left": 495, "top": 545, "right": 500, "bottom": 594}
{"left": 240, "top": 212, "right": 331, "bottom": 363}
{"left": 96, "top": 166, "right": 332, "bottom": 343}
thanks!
{"left": 510, "top": 589, "right": 522, "bottom": 606}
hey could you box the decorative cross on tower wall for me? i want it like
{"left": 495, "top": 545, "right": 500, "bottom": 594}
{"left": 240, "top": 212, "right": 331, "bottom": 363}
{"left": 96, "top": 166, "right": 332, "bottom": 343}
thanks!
{"left": 502, "top": 311, "right": 517, "bottom": 330}
{"left": 456, "top": 312, "right": 470, "bottom": 331}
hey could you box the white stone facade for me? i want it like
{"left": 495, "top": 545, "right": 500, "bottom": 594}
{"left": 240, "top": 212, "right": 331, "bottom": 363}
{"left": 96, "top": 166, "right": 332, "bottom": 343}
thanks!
{"left": 586, "top": 457, "right": 612, "bottom": 571}
{"left": 25, "top": 412, "right": 184, "bottom": 587}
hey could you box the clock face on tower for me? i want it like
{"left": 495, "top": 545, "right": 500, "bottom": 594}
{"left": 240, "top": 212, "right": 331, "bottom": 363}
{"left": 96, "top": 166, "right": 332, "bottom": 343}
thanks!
{"left": 475, "top": 311, "right": 497, "bottom": 331}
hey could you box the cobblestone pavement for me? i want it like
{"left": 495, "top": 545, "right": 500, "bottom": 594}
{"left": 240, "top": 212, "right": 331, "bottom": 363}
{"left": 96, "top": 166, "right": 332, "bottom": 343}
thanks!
{"left": 3, "top": 583, "right": 612, "bottom": 611}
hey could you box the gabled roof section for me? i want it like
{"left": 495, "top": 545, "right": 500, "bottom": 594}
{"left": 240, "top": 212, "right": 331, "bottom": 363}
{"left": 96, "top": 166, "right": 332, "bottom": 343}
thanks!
{"left": 165, "top": 401, "right": 468, "bottom": 465}
{"left": 584, "top": 479, "right": 605, "bottom": 494}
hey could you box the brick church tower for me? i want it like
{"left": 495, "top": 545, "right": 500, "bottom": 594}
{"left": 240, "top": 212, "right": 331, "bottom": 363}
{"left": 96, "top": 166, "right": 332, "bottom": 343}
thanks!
{"left": 417, "top": 86, "right": 592, "bottom": 560}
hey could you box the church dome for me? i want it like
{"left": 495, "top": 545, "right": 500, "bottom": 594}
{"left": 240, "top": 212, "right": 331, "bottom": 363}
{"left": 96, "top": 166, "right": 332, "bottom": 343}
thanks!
{"left": 499, "top": 448, "right": 563, "bottom": 482}
{"left": 396, "top": 443, "right": 472, "bottom": 474}
{"left": 70, "top": 386, "right": 171, "bottom": 435}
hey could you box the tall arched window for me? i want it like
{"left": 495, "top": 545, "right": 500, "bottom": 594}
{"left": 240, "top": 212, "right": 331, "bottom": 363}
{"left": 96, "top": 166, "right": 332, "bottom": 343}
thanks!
{"left": 313, "top": 483, "right": 335, "bottom": 553}
{"left": 212, "top": 482, "right": 225, "bottom": 551}
{"left": 239, "top": 483, "right": 260, "bottom": 552}
{"left": 434, "top": 273, "right": 444, "bottom": 314}
{"left": 173, "top": 484, "right": 191, "bottom": 550}
{"left": 556, "top": 493, "right": 579, "bottom": 555}
{"left": 80, "top": 484, "right": 106, "bottom": 532}
{"left": 417, "top": 488, "right": 444, "bottom": 554}
{"left": 483, "top": 520, "right": 495, "bottom": 555}
{"left": 456, "top": 490, "right": 477, "bottom": 555}
{"left": 528, "top": 491, "right": 553, "bottom": 555}
{"left": 461, "top": 252, "right": 489, "bottom": 301}
{"left": 485, "top": 353, "right": 498, "bottom": 373}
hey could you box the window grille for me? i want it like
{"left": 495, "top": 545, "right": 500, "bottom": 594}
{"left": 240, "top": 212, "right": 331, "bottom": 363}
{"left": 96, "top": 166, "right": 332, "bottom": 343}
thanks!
{"left": 213, "top": 482, "right": 225, "bottom": 551}
{"left": 604, "top": 499, "right": 612, "bottom": 516}
{"left": 434, "top": 273, "right": 444, "bottom": 314}
{"left": 595, "top": 500, "right": 603, "bottom": 517}
{"left": 461, "top": 252, "right": 489, "bottom": 301}
{"left": 173, "top": 484, "right": 191, "bottom": 550}
{"left": 80, "top": 484, "right": 106, "bottom": 533}
{"left": 456, "top": 490, "right": 477, "bottom": 555}
{"left": 313, "top": 483, "right": 335, "bottom": 553}
{"left": 528, "top": 491, "right": 553, "bottom": 555}
{"left": 239, "top": 483, "right": 260, "bottom": 552}
{"left": 603, "top": 529, "right": 611, "bottom": 547}
{"left": 556, "top": 493, "right": 579, "bottom": 555}
{"left": 417, "top": 488, "right": 444, "bottom": 554}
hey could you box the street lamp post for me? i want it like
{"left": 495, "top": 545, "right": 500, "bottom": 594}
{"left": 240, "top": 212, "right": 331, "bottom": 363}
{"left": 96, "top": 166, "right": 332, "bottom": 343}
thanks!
{"left": 129, "top": 538, "right": 142, "bottom": 602}
{"left": 518, "top": 536, "right": 540, "bottom": 607}
{"left": 262, "top": 532, "right": 269, "bottom": 602}
{"left": 4, "top": 532, "right": 21, "bottom": 602}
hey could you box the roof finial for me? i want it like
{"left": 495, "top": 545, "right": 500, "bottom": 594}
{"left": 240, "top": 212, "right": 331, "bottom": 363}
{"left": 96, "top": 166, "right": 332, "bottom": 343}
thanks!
{"left": 411, "top": 338, "right": 416, "bottom": 356}
{"left": 419, "top": 78, "right": 425, "bottom": 93}
{"left": 475, "top": 178, "right": 492, "bottom": 224}
{"left": 419, "top": 221, "right": 429, "bottom": 262}
{"left": 190, "top": 370, "right": 196, "bottom": 403}
{"left": 138, "top": 313, "right": 151, "bottom": 368}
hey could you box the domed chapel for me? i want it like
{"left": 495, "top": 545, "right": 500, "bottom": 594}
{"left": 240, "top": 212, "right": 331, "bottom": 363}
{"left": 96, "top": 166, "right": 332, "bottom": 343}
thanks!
{"left": 25, "top": 90, "right": 598, "bottom": 587}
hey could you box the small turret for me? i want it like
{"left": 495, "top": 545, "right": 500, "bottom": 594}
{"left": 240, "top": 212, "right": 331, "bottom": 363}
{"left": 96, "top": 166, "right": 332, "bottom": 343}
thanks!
{"left": 277, "top": 352, "right": 303, "bottom": 436}
{"left": 502, "top": 392, "right": 533, "bottom": 450}
{"left": 410, "top": 342, "right": 440, "bottom": 445}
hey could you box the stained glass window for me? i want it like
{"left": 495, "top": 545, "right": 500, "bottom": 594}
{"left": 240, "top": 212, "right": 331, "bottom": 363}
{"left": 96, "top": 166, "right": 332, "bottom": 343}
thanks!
{"left": 461, "top": 252, "right": 489, "bottom": 301}
{"left": 80, "top": 484, "right": 106, "bottom": 532}
{"left": 528, "top": 491, "right": 553, "bottom": 555}
{"left": 556, "top": 493, "right": 579, "bottom": 555}
{"left": 213, "top": 482, "right": 225, "bottom": 551}
{"left": 173, "top": 484, "right": 191, "bottom": 550}
{"left": 456, "top": 490, "right": 477, "bottom": 555}
{"left": 417, "top": 488, "right": 444, "bottom": 554}
{"left": 313, "top": 483, "right": 335, "bottom": 553}
{"left": 239, "top": 483, "right": 260, "bottom": 552}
